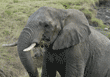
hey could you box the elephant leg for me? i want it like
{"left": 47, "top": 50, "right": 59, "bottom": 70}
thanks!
{"left": 105, "top": 69, "right": 110, "bottom": 77}
{"left": 65, "top": 65, "right": 84, "bottom": 77}
{"left": 64, "top": 48, "right": 85, "bottom": 77}
{"left": 41, "top": 53, "right": 56, "bottom": 77}
{"left": 64, "top": 59, "right": 85, "bottom": 77}
{"left": 41, "top": 60, "right": 56, "bottom": 77}
{"left": 57, "top": 65, "right": 65, "bottom": 77}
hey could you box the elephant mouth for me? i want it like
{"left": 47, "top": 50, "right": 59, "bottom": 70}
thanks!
{"left": 23, "top": 34, "right": 52, "bottom": 52}
{"left": 36, "top": 40, "right": 50, "bottom": 48}
{"left": 23, "top": 40, "right": 50, "bottom": 52}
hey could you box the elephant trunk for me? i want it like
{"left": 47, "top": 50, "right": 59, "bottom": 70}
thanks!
{"left": 17, "top": 30, "right": 38, "bottom": 77}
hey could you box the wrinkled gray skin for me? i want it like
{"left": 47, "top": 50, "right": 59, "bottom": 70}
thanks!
{"left": 17, "top": 6, "right": 110, "bottom": 77}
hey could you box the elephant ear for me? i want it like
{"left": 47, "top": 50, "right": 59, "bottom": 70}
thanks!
{"left": 52, "top": 10, "right": 92, "bottom": 50}
{"left": 52, "top": 22, "right": 91, "bottom": 50}
{"left": 52, "top": 9, "right": 91, "bottom": 50}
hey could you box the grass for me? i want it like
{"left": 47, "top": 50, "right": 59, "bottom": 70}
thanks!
{"left": 0, "top": 0, "right": 109, "bottom": 77}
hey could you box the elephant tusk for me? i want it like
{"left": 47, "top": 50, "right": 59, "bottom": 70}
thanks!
{"left": 23, "top": 43, "right": 36, "bottom": 52}
{"left": 2, "top": 42, "right": 18, "bottom": 47}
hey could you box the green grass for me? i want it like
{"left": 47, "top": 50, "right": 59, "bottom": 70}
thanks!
{"left": 0, "top": 0, "right": 109, "bottom": 77}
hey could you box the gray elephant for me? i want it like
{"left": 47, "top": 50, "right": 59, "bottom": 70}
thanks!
{"left": 3, "top": 6, "right": 110, "bottom": 77}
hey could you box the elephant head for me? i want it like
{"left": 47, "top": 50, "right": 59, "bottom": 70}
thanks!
{"left": 3, "top": 7, "right": 91, "bottom": 77}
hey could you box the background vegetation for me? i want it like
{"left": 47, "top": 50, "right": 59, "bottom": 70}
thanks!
{"left": 0, "top": 0, "right": 109, "bottom": 77}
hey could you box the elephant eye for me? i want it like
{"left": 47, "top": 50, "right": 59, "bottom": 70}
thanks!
{"left": 44, "top": 24, "right": 49, "bottom": 28}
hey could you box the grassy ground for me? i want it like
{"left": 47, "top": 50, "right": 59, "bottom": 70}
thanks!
{"left": 0, "top": 0, "right": 109, "bottom": 77}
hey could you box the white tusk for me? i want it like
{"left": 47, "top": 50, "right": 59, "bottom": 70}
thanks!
{"left": 2, "top": 42, "right": 17, "bottom": 47}
{"left": 23, "top": 43, "right": 36, "bottom": 52}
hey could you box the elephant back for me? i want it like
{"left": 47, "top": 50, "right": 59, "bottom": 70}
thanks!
{"left": 89, "top": 26, "right": 110, "bottom": 51}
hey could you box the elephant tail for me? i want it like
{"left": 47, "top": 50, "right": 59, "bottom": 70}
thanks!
{"left": 2, "top": 41, "right": 18, "bottom": 47}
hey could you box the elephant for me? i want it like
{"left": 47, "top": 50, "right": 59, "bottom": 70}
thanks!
{"left": 2, "top": 6, "right": 110, "bottom": 77}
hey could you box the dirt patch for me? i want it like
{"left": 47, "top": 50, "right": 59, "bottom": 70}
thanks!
{"left": 96, "top": 1, "right": 110, "bottom": 26}
{"left": 91, "top": 1, "right": 110, "bottom": 37}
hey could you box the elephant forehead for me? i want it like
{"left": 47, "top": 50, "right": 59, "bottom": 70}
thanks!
{"left": 29, "top": 7, "right": 61, "bottom": 21}
{"left": 32, "top": 15, "right": 61, "bottom": 28}
{"left": 37, "top": 16, "right": 53, "bottom": 24}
